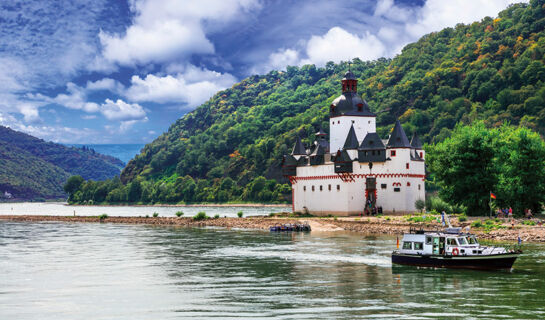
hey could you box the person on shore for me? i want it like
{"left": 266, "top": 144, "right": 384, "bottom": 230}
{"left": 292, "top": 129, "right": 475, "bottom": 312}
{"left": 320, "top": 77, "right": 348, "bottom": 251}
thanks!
{"left": 372, "top": 206, "right": 377, "bottom": 216}
{"left": 526, "top": 209, "right": 533, "bottom": 219}
{"left": 508, "top": 207, "right": 513, "bottom": 220}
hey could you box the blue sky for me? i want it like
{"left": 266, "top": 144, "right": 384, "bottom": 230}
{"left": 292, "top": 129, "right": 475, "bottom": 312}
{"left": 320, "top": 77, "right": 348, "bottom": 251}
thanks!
{"left": 0, "top": 0, "right": 526, "bottom": 143}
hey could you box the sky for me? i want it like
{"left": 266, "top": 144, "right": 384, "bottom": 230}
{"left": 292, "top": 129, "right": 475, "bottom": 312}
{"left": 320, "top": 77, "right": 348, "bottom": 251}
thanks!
{"left": 0, "top": 0, "right": 528, "bottom": 144}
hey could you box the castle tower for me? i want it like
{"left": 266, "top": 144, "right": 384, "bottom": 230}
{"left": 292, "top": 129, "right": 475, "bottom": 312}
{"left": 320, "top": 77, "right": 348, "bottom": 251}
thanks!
{"left": 329, "top": 70, "right": 376, "bottom": 153}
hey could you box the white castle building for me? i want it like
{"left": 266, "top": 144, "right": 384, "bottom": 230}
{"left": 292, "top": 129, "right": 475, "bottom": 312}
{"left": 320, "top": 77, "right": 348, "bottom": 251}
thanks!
{"left": 282, "top": 70, "right": 425, "bottom": 216}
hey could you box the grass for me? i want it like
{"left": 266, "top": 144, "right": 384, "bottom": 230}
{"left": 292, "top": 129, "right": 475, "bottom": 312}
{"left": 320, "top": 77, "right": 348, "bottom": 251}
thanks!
{"left": 99, "top": 214, "right": 108, "bottom": 220}
{"left": 405, "top": 214, "right": 438, "bottom": 223}
{"left": 471, "top": 219, "right": 506, "bottom": 233}
{"left": 458, "top": 214, "right": 467, "bottom": 222}
{"left": 193, "top": 211, "right": 209, "bottom": 221}
{"left": 522, "top": 220, "right": 536, "bottom": 226}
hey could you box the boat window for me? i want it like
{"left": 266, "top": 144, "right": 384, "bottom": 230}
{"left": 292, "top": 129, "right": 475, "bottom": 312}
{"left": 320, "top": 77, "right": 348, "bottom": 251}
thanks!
{"left": 414, "top": 242, "right": 423, "bottom": 250}
{"left": 402, "top": 242, "right": 412, "bottom": 250}
{"left": 467, "top": 236, "right": 478, "bottom": 245}
{"left": 446, "top": 238, "right": 456, "bottom": 246}
{"left": 457, "top": 237, "right": 468, "bottom": 245}
{"left": 425, "top": 236, "right": 432, "bottom": 245}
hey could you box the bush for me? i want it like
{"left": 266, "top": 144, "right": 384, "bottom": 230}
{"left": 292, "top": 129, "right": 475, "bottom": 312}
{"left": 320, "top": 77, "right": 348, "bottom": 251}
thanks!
{"left": 99, "top": 214, "right": 108, "bottom": 220}
{"left": 522, "top": 220, "right": 536, "bottom": 226}
{"left": 175, "top": 211, "right": 184, "bottom": 217}
{"left": 237, "top": 211, "right": 243, "bottom": 218}
{"left": 145, "top": 215, "right": 149, "bottom": 218}
{"left": 193, "top": 211, "right": 208, "bottom": 220}
{"left": 415, "top": 199, "right": 425, "bottom": 212}
{"left": 458, "top": 214, "right": 467, "bottom": 222}
{"left": 153, "top": 212, "right": 159, "bottom": 217}
{"left": 471, "top": 219, "right": 483, "bottom": 228}
{"left": 214, "top": 214, "right": 220, "bottom": 219}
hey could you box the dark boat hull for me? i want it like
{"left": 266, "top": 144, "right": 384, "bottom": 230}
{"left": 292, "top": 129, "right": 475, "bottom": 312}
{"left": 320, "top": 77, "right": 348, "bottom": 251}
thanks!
{"left": 391, "top": 252, "right": 520, "bottom": 270}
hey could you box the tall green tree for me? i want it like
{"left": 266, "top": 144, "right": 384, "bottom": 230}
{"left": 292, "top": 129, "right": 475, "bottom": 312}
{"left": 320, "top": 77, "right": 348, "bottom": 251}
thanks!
{"left": 427, "top": 122, "right": 498, "bottom": 215}
{"left": 495, "top": 125, "right": 545, "bottom": 214}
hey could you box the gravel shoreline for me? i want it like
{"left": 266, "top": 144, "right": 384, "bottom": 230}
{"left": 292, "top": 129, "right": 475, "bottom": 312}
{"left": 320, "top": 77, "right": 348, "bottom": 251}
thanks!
{"left": 1, "top": 215, "right": 544, "bottom": 243}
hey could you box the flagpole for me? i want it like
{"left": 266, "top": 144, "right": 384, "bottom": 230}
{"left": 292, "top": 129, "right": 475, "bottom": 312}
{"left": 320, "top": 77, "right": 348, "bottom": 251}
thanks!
{"left": 489, "top": 191, "right": 492, "bottom": 219}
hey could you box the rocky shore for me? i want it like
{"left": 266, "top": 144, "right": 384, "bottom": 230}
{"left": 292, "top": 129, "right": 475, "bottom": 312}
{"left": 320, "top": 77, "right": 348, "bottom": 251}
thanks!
{"left": 1, "top": 214, "right": 544, "bottom": 243}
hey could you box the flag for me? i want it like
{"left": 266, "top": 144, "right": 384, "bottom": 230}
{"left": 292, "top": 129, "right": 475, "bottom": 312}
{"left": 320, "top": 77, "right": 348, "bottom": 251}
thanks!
{"left": 490, "top": 192, "right": 497, "bottom": 199}
{"left": 441, "top": 211, "right": 446, "bottom": 226}
{"left": 518, "top": 236, "right": 522, "bottom": 245}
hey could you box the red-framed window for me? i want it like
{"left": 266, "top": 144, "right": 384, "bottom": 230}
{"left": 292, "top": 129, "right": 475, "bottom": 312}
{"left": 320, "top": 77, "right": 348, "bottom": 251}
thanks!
{"left": 391, "top": 150, "right": 396, "bottom": 157}
{"left": 406, "top": 163, "right": 409, "bottom": 169}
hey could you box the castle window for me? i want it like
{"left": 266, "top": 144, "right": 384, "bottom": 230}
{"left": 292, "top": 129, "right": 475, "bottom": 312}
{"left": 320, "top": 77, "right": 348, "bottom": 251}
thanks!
{"left": 328, "top": 184, "right": 331, "bottom": 191}
{"left": 351, "top": 120, "right": 355, "bottom": 124}
{"left": 420, "top": 152, "right": 423, "bottom": 158}
{"left": 418, "top": 184, "right": 421, "bottom": 190}
{"left": 320, "top": 185, "right": 323, "bottom": 191}
{"left": 303, "top": 186, "right": 306, "bottom": 191}
{"left": 377, "top": 150, "right": 381, "bottom": 155}
{"left": 391, "top": 150, "right": 396, "bottom": 157}
{"left": 381, "top": 184, "right": 387, "bottom": 189}
{"left": 407, "top": 182, "right": 411, "bottom": 186}
{"left": 312, "top": 186, "right": 315, "bottom": 192}
{"left": 338, "top": 121, "right": 340, "bottom": 124}
{"left": 337, "top": 185, "right": 340, "bottom": 191}
{"left": 372, "top": 150, "right": 376, "bottom": 155}
{"left": 406, "top": 163, "right": 409, "bottom": 169}
{"left": 394, "top": 187, "right": 401, "bottom": 192}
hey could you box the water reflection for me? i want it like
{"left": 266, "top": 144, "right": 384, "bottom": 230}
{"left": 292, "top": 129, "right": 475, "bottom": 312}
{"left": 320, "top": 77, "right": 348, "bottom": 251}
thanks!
{"left": 1, "top": 221, "right": 545, "bottom": 319}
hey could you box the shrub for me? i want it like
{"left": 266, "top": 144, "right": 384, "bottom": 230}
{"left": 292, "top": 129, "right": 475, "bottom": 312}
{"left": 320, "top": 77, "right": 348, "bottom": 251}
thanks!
{"left": 214, "top": 214, "right": 220, "bottom": 219}
{"left": 153, "top": 212, "right": 159, "bottom": 217}
{"left": 415, "top": 199, "right": 425, "bottom": 212}
{"left": 471, "top": 219, "right": 483, "bottom": 228}
{"left": 522, "top": 220, "right": 536, "bottom": 226}
{"left": 145, "top": 215, "right": 149, "bottom": 218}
{"left": 237, "top": 211, "right": 243, "bottom": 218}
{"left": 175, "top": 211, "right": 184, "bottom": 217}
{"left": 458, "top": 214, "right": 467, "bottom": 222}
{"left": 334, "top": 216, "right": 338, "bottom": 221}
{"left": 193, "top": 211, "right": 208, "bottom": 220}
{"left": 99, "top": 214, "right": 108, "bottom": 220}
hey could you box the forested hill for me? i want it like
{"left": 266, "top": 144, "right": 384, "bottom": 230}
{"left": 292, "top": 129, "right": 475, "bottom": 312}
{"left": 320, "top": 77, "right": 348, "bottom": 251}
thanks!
{"left": 0, "top": 126, "right": 124, "bottom": 200}
{"left": 76, "top": 1, "right": 544, "bottom": 204}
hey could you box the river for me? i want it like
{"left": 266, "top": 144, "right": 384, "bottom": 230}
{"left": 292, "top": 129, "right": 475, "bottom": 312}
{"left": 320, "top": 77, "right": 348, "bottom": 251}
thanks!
{"left": 0, "top": 202, "right": 288, "bottom": 218}
{"left": 1, "top": 219, "right": 544, "bottom": 319}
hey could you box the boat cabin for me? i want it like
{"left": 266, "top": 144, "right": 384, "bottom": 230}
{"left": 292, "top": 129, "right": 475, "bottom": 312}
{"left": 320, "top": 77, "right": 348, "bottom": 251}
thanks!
{"left": 399, "top": 228, "right": 485, "bottom": 256}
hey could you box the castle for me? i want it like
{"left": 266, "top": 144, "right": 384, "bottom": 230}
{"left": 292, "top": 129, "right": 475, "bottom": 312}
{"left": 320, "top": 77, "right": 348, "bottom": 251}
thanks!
{"left": 282, "top": 70, "right": 425, "bottom": 216}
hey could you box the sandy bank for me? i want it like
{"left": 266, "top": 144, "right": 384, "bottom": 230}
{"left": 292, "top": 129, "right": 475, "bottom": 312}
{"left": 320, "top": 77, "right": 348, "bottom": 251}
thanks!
{"left": 1, "top": 215, "right": 544, "bottom": 243}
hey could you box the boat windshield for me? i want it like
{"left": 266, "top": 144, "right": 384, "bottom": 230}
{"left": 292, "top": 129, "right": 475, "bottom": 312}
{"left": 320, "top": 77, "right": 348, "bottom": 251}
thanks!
{"left": 457, "top": 237, "right": 468, "bottom": 245}
{"left": 466, "top": 236, "right": 478, "bottom": 245}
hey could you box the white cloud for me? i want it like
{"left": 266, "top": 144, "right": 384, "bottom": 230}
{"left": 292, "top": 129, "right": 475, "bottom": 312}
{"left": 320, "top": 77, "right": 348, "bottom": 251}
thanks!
{"left": 261, "top": 0, "right": 528, "bottom": 72}
{"left": 100, "top": 99, "right": 147, "bottom": 121}
{"left": 125, "top": 65, "right": 237, "bottom": 107}
{"left": 99, "top": 0, "right": 261, "bottom": 66}
{"left": 50, "top": 83, "right": 99, "bottom": 113}
{"left": 305, "top": 27, "right": 387, "bottom": 66}
{"left": 86, "top": 78, "right": 123, "bottom": 92}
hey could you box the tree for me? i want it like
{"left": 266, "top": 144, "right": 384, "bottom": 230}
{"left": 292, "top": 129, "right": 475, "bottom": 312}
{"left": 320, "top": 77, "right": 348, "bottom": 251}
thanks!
{"left": 127, "top": 181, "right": 142, "bottom": 202}
{"left": 64, "top": 175, "right": 84, "bottom": 195}
{"left": 495, "top": 126, "right": 545, "bottom": 215}
{"left": 427, "top": 122, "right": 498, "bottom": 215}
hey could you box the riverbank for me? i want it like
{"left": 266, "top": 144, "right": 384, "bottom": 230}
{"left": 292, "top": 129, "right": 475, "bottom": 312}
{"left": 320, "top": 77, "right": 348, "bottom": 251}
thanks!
{"left": 2, "top": 214, "right": 545, "bottom": 243}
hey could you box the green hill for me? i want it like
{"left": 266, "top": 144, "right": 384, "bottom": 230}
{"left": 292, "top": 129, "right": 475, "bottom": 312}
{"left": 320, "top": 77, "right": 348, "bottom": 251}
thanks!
{"left": 0, "top": 126, "right": 124, "bottom": 200}
{"left": 71, "top": 0, "right": 545, "bottom": 204}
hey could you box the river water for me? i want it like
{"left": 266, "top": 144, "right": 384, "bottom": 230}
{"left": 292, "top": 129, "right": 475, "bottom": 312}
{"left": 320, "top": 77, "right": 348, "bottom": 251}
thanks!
{"left": 0, "top": 202, "right": 288, "bottom": 218}
{"left": 1, "top": 220, "right": 545, "bottom": 319}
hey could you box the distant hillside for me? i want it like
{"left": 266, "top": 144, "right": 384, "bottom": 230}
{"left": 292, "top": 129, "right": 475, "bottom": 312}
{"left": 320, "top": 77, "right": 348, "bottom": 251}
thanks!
{"left": 0, "top": 126, "right": 124, "bottom": 200}
{"left": 66, "top": 144, "right": 145, "bottom": 164}
{"left": 71, "top": 1, "right": 545, "bottom": 204}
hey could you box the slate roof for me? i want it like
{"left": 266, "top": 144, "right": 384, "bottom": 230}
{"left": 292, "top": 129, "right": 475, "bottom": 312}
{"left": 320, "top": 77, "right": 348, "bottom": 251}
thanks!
{"left": 410, "top": 132, "right": 423, "bottom": 149}
{"left": 310, "top": 144, "right": 326, "bottom": 156}
{"left": 291, "top": 136, "right": 306, "bottom": 155}
{"left": 335, "top": 149, "right": 353, "bottom": 162}
{"left": 282, "top": 154, "right": 298, "bottom": 166}
{"left": 387, "top": 120, "right": 411, "bottom": 148}
{"left": 315, "top": 127, "right": 327, "bottom": 136}
{"left": 330, "top": 92, "right": 376, "bottom": 117}
{"left": 343, "top": 125, "right": 359, "bottom": 149}
{"left": 359, "top": 132, "right": 386, "bottom": 150}
{"left": 342, "top": 70, "right": 356, "bottom": 80}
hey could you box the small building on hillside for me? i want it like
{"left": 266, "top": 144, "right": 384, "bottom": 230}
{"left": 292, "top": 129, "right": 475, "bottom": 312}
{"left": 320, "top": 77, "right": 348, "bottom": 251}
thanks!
{"left": 282, "top": 70, "right": 425, "bottom": 216}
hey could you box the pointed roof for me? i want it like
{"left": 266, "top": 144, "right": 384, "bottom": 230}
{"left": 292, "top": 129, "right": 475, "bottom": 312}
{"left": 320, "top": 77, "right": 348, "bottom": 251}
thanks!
{"left": 343, "top": 125, "right": 359, "bottom": 149}
{"left": 291, "top": 136, "right": 306, "bottom": 155}
{"left": 410, "top": 132, "right": 423, "bottom": 149}
{"left": 315, "top": 127, "right": 327, "bottom": 136}
{"left": 387, "top": 120, "right": 411, "bottom": 148}
{"left": 342, "top": 70, "right": 356, "bottom": 80}
{"left": 282, "top": 154, "right": 298, "bottom": 166}
{"left": 359, "top": 132, "right": 385, "bottom": 150}
{"left": 310, "top": 144, "right": 326, "bottom": 156}
{"left": 335, "top": 149, "right": 353, "bottom": 162}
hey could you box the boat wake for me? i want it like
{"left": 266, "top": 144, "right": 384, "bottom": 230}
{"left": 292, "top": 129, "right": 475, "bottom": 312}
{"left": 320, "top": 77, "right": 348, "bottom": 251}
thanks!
{"left": 209, "top": 246, "right": 392, "bottom": 267}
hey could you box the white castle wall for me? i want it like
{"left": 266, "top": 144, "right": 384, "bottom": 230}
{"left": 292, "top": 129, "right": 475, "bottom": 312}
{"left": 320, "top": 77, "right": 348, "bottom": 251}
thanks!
{"left": 292, "top": 148, "right": 425, "bottom": 216}
{"left": 329, "top": 116, "right": 376, "bottom": 152}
